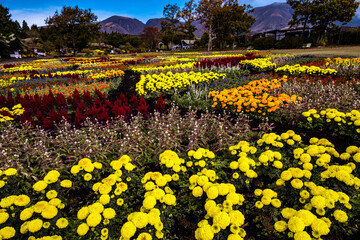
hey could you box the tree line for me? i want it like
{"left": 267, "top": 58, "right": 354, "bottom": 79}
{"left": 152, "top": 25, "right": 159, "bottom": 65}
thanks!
{"left": 0, "top": 0, "right": 359, "bottom": 58}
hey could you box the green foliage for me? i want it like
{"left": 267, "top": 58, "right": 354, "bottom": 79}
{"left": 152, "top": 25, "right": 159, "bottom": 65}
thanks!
{"left": 251, "top": 37, "right": 276, "bottom": 50}
{"left": 45, "top": 6, "right": 100, "bottom": 56}
{"left": 161, "top": 4, "right": 180, "bottom": 49}
{"left": 104, "top": 32, "right": 143, "bottom": 49}
{"left": 199, "top": 32, "right": 209, "bottom": 48}
{"left": 275, "top": 36, "right": 303, "bottom": 49}
{"left": 287, "top": 0, "right": 360, "bottom": 45}
{"left": 177, "top": 0, "right": 198, "bottom": 39}
{"left": 282, "top": 56, "right": 323, "bottom": 66}
{"left": 20, "top": 20, "right": 30, "bottom": 38}
{"left": 0, "top": 4, "right": 22, "bottom": 57}
{"left": 196, "top": 0, "right": 222, "bottom": 51}
{"left": 336, "top": 28, "right": 360, "bottom": 45}
{"left": 212, "top": 0, "right": 255, "bottom": 49}
{"left": 171, "top": 85, "right": 212, "bottom": 111}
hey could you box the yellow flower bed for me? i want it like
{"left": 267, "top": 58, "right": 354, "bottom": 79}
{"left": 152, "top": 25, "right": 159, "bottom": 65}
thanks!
{"left": 33, "top": 70, "right": 93, "bottom": 78}
{"left": 275, "top": 64, "right": 337, "bottom": 76}
{"left": 209, "top": 78, "right": 302, "bottom": 115}
{"left": 1, "top": 60, "right": 74, "bottom": 73}
{"left": 239, "top": 58, "right": 277, "bottom": 72}
{"left": 302, "top": 109, "right": 360, "bottom": 135}
{"left": 132, "top": 62, "right": 197, "bottom": 73}
{"left": 0, "top": 131, "right": 359, "bottom": 239}
{"left": 0, "top": 104, "right": 25, "bottom": 122}
{"left": 0, "top": 77, "right": 28, "bottom": 88}
{"left": 325, "top": 57, "right": 360, "bottom": 67}
{"left": 0, "top": 70, "right": 94, "bottom": 89}
{"left": 228, "top": 130, "right": 358, "bottom": 239}
{"left": 136, "top": 71, "right": 226, "bottom": 96}
{"left": 87, "top": 69, "right": 125, "bottom": 80}
{"left": 1, "top": 65, "right": 40, "bottom": 73}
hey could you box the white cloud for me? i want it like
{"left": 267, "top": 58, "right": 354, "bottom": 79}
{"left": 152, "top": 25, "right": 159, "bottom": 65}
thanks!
{"left": 10, "top": 7, "right": 62, "bottom": 26}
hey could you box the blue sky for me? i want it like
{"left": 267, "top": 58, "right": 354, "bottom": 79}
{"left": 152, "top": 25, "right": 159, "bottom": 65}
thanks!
{"left": 0, "top": 0, "right": 287, "bottom": 26}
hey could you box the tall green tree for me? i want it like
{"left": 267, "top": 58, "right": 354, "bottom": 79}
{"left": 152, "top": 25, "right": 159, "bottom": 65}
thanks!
{"left": 178, "top": 0, "right": 198, "bottom": 39}
{"left": 160, "top": 4, "right": 180, "bottom": 49}
{"left": 21, "top": 20, "right": 30, "bottom": 38}
{"left": 45, "top": 6, "right": 100, "bottom": 56}
{"left": 197, "top": 0, "right": 255, "bottom": 51}
{"left": 212, "top": 0, "right": 255, "bottom": 49}
{"left": 28, "top": 24, "right": 40, "bottom": 39}
{"left": 287, "top": 0, "right": 360, "bottom": 44}
{"left": 103, "top": 32, "right": 143, "bottom": 50}
{"left": 287, "top": 0, "right": 312, "bottom": 38}
{"left": 199, "top": 32, "right": 209, "bottom": 48}
{"left": 0, "top": 4, "right": 21, "bottom": 57}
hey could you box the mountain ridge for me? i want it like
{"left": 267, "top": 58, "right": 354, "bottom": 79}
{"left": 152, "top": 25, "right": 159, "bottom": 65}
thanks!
{"left": 100, "top": 2, "right": 360, "bottom": 36}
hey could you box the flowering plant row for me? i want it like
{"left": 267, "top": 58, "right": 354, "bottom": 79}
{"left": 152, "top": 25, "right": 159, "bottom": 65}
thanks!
{"left": 301, "top": 109, "right": 360, "bottom": 140}
{"left": 208, "top": 77, "right": 302, "bottom": 116}
{"left": 29, "top": 81, "right": 116, "bottom": 98}
{"left": 86, "top": 69, "right": 125, "bottom": 80}
{"left": 194, "top": 53, "right": 256, "bottom": 68}
{"left": 0, "top": 89, "right": 165, "bottom": 129}
{"left": 275, "top": 64, "right": 338, "bottom": 76}
{"left": 324, "top": 58, "right": 360, "bottom": 77}
{"left": 0, "top": 105, "right": 262, "bottom": 175}
{"left": 1, "top": 70, "right": 124, "bottom": 98}
{"left": 273, "top": 78, "right": 360, "bottom": 125}
{"left": 325, "top": 58, "right": 360, "bottom": 67}
{"left": 0, "top": 104, "right": 25, "bottom": 122}
{"left": 136, "top": 71, "right": 226, "bottom": 96}
{"left": 1, "top": 129, "right": 359, "bottom": 240}
{"left": 239, "top": 58, "right": 277, "bottom": 72}
{"left": 0, "top": 59, "right": 76, "bottom": 74}
{"left": 131, "top": 62, "right": 197, "bottom": 73}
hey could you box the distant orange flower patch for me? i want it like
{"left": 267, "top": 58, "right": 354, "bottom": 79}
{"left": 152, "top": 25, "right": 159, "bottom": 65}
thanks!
{"left": 32, "top": 82, "right": 115, "bottom": 97}
{"left": 208, "top": 78, "right": 302, "bottom": 115}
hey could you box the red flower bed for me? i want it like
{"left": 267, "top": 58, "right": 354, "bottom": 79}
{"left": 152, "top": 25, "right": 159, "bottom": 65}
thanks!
{"left": 0, "top": 89, "right": 165, "bottom": 129}
{"left": 195, "top": 53, "right": 257, "bottom": 68}
{"left": 300, "top": 60, "right": 327, "bottom": 67}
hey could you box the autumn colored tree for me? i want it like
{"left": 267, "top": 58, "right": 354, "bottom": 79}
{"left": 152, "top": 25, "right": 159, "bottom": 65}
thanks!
{"left": 45, "top": 6, "right": 100, "bottom": 56}
{"left": 141, "top": 26, "right": 160, "bottom": 49}
{"left": 287, "top": 0, "right": 360, "bottom": 44}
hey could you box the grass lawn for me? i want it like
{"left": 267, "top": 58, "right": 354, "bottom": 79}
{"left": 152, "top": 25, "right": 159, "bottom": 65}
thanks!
{"left": 267, "top": 45, "right": 360, "bottom": 57}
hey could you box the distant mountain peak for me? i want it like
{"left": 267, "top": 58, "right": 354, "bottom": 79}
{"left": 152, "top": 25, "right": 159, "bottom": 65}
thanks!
{"left": 271, "top": 2, "right": 287, "bottom": 5}
{"left": 99, "top": 2, "right": 360, "bottom": 36}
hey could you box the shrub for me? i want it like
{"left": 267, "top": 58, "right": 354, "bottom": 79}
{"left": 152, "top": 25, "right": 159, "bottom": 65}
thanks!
{"left": 251, "top": 37, "right": 276, "bottom": 50}
{"left": 275, "top": 36, "right": 303, "bottom": 49}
